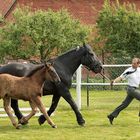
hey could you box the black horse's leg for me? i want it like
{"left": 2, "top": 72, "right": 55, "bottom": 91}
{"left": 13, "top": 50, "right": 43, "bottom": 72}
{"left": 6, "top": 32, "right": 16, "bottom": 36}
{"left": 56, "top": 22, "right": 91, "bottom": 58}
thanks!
{"left": 61, "top": 90, "right": 85, "bottom": 126}
{"left": 56, "top": 83, "right": 85, "bottom": 126}
{"left": 38, "top": 94, "right": 60, "bottom": 125}
{"left": 11, "top": 99, "right": 28, "bottom": 125}
{"left": 11, "top": 99, "right": 23, "bottom": 120}
{"left": 38, "top": 83, "right": 85, "bottom": 126}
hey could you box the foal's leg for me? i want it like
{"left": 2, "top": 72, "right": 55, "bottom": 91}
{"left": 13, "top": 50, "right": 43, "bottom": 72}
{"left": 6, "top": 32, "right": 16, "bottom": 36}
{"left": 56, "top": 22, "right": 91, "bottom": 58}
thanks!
{"left": 3, "top": 97, "right": 21, "bottom": 129}
{"left": 38, "top": 94, "right": 60, "bottom": 125}
{"left": 19, "top": 101, "right": 38, "bottom": 124}
{"left": 32, "top": 96, "right": 57, "bottom": 128}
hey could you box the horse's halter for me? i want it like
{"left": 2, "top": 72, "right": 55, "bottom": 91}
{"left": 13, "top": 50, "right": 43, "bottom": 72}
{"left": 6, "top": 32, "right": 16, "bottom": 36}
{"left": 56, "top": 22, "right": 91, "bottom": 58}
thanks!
{"left": 81, "top": 51, "right": 101, "bottom": 72}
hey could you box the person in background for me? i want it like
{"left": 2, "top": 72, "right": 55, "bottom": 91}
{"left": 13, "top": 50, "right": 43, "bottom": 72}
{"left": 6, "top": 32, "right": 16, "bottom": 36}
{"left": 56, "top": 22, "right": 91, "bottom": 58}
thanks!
{"left": 107, "top": 58, "right": 140, "bottom": 124}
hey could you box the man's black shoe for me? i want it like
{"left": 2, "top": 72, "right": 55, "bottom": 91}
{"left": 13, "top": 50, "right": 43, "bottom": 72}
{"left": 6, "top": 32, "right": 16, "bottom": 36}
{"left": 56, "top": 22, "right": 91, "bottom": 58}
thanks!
{"left": 107, "top": 115, "right": 114, "bottom": 125}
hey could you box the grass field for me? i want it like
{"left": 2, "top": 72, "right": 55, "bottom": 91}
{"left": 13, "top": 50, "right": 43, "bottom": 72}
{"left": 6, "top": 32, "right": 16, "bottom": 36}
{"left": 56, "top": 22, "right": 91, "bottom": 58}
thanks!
{"left": 0, "top": 89, "right": 140, "bottom": 140}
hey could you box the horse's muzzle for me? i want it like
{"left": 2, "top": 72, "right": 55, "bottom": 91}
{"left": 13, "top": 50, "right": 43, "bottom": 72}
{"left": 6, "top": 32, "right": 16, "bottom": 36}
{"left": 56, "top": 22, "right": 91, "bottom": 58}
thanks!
{"left": 93, "top": 66, "right": 103, "bottom": 74}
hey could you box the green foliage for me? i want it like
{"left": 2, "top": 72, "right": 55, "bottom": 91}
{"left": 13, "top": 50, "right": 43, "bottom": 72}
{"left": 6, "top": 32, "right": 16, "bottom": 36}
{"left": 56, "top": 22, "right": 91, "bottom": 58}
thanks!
{"left": 0, "top": 14, "right": 4, "bottom": 23}
{"left": 0, "top": 6, "right": 90, "bottom": 62}
{"left": 96, "top": 0, "right": 140, "bottom": 58}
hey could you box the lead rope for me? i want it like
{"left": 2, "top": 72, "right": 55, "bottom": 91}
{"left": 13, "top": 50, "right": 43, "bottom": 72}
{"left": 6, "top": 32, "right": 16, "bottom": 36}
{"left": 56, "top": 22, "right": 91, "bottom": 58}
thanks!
{"left": 99, "top": 72, "right": 114, "bottom": 91}
{"left": 100, "top": 73, "right": 111, "bottom": 81}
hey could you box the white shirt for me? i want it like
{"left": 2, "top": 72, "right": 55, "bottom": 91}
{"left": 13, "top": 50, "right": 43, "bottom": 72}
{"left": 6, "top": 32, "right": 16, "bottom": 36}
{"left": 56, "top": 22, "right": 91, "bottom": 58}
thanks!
{"left": 120, "top": 67, "right": 140, "bottom": 88}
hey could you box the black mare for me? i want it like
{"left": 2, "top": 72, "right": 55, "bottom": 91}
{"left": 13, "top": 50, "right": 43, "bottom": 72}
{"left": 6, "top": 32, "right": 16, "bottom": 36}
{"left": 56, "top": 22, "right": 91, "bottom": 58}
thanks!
{"left": 0, "top": 44, "right": 102, "bottom": 126}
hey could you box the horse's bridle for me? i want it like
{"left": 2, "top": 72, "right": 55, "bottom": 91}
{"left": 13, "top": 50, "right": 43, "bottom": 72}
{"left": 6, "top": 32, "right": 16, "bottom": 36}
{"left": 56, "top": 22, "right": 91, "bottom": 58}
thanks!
{"left": 81, "top": 52, "right": 97, "bottom": 71}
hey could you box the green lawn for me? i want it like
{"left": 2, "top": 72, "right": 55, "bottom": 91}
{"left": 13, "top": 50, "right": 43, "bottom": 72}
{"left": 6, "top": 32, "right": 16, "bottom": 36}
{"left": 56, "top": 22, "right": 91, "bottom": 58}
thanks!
{"left": 0, "top": 89, "right": 140, "bottom": 140}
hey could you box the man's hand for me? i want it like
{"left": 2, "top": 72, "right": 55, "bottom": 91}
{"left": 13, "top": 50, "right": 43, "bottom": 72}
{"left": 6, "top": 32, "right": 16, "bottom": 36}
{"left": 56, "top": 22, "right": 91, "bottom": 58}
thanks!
{"left": 110, "top": 80, "right": 114, "bottom": 86}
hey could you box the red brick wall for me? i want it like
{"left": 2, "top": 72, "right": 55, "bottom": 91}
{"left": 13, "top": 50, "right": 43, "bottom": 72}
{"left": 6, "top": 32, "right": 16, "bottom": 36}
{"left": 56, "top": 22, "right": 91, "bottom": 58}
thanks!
{"left": 3, "top": 0, "right": 140, "bottom": 24}
{"left": 0, "top": 0, "right": 16, "bottom": 18}
{"left": 15, "top": 0, "right": 103, "bottom": 24}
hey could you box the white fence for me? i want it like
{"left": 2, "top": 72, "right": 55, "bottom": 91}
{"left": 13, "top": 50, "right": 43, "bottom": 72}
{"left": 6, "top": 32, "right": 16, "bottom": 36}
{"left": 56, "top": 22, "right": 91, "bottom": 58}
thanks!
{"left": 0, "top": 107, "right": 51, "bottom": 117}
{"left": 74, "top": 64, "right": 131, "bottom": 110}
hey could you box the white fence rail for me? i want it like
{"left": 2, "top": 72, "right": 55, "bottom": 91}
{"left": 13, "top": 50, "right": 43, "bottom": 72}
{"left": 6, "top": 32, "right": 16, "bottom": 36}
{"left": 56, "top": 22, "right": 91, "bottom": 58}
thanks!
{"left": 0, "top": 107, "right": 50, "bottom": 117}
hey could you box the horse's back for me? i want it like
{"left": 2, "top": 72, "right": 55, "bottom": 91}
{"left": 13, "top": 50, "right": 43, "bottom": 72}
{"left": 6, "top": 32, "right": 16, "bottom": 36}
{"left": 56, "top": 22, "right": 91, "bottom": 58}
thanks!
{"left": 0, "top": 62, "right": 34, "bottom": 77}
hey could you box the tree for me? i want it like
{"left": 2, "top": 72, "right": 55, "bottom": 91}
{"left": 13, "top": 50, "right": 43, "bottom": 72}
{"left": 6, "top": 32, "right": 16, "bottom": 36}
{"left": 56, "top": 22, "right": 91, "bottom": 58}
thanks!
{"left": 0, "top": 14, "right": 3, "bottom": 23}
{"left": 0, "top": 6, "right": 91, "bottom": 62}
{"left": 95, "top": 0, "right": 140, "bottom": 58}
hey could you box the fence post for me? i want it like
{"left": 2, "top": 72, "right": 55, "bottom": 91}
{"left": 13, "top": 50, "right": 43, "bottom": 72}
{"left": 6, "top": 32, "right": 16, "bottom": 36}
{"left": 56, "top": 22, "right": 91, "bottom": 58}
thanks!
{"left": 76, "top": 65, "right": 81, "bottom": 110}
{"left": 87, "top": 70, "right": 89, "bottom": 107}
{"left": 102, "top": 50, "right": 105, "bottom": 90}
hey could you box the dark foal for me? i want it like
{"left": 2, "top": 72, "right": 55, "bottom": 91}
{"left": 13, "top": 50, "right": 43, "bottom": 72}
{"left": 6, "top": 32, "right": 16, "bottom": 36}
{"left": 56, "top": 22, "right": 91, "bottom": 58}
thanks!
{"left": 0, "top": 63, "right": 60, "bottom": 129}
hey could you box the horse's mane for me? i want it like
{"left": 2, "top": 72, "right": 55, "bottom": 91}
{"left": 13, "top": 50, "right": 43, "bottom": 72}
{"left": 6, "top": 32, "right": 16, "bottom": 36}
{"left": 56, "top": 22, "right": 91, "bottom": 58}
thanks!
{"left": 58, "top": 47, "right": 82, "bottom": 59}
{"left": 58, "top": 45, "right": 92, "bottom": 59}
{"left": 26, "top": 64, "right": 45, "bottom": 77}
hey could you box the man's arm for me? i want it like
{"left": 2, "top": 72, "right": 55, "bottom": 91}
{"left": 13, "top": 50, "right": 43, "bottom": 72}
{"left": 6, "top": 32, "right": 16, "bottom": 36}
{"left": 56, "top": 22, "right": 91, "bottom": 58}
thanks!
{"left": 111, "top": 76, "right": 122, "bottom": 86}
{"left": 113, "top": 76, "right": 122, "bottom": 83}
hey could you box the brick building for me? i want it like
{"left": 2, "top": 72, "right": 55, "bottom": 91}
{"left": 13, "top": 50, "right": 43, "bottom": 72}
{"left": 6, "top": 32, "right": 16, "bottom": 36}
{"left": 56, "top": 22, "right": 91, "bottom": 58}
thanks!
{"left": 1, "top": 0, "right": 140, "bottom": 24}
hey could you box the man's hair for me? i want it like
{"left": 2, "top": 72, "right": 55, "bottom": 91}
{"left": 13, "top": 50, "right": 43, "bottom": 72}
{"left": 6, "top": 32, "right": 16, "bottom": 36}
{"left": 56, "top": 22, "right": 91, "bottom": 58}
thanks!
{"left": 132, "top": 58, "right": 140, "bottom": 64}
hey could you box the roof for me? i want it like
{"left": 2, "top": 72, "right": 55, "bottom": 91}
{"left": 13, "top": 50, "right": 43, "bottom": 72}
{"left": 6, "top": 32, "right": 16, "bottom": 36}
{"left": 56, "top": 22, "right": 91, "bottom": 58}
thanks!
{"left": 0, "top": 0, "right": 17, "bottom": 18}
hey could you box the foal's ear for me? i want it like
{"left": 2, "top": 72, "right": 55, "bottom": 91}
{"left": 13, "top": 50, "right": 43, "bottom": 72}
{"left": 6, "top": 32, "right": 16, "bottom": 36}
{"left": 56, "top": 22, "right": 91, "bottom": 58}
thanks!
{"left": 45, "top": 62, "right": 52, "bottom": 68}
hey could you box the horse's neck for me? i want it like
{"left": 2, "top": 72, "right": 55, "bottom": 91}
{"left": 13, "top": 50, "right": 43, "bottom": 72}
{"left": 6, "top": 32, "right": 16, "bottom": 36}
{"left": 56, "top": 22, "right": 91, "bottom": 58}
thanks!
{"left": 56, "top": 47, "right": 85, "bottom": 75}
{"left": 31, "top": 68, "right": 46, "bottom": 86}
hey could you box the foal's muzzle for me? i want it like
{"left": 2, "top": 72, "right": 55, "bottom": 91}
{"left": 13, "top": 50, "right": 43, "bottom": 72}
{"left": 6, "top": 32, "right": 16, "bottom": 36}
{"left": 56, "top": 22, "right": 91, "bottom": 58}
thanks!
{"left": 54, "top": 75, "right": 61, "bottom": 84}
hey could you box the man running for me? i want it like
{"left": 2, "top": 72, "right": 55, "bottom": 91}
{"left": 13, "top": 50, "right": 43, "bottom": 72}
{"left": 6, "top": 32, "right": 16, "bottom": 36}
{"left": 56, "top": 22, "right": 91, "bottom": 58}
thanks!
{"left": 107, "top": 58, "right": 140, "bottom": 124}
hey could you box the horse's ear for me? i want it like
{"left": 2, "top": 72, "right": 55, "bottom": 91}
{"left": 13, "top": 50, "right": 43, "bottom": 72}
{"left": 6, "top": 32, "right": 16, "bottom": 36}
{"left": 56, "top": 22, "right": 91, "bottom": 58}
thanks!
{"left": 41, "top": 60, "right": 47, "bottom": 67}
{"left": 83, "top": 42, "right": 86, "bottom": 47}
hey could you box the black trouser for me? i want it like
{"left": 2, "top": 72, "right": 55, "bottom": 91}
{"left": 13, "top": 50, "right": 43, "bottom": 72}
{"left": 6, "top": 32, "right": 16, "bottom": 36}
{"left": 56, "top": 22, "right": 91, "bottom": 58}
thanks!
{"left": 109, "top": 86, "right": 140, "bottom": 118}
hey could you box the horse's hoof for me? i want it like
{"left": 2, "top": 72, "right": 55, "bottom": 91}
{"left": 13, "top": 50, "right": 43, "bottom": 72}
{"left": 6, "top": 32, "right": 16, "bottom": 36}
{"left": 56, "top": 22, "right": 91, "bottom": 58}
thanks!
{"left": 78, "top": 119, "right": 85, "bottom": 126}
{"left": 19, "top": 121, "right": 28, "bottom": 125}
{"left": 80, "top": 123, "right": 85, "bottom": 127}
{"left": 16, "top": 124, "right": 22, "bottom": 129}
{"left": 18, "top": 117, "right": 28, "bottom": 125}
{"left": 38, "top": 115, "right": 46, "bottom": 125}
{"left": 52, "top": 125, "right": 57, "bottom": 128}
